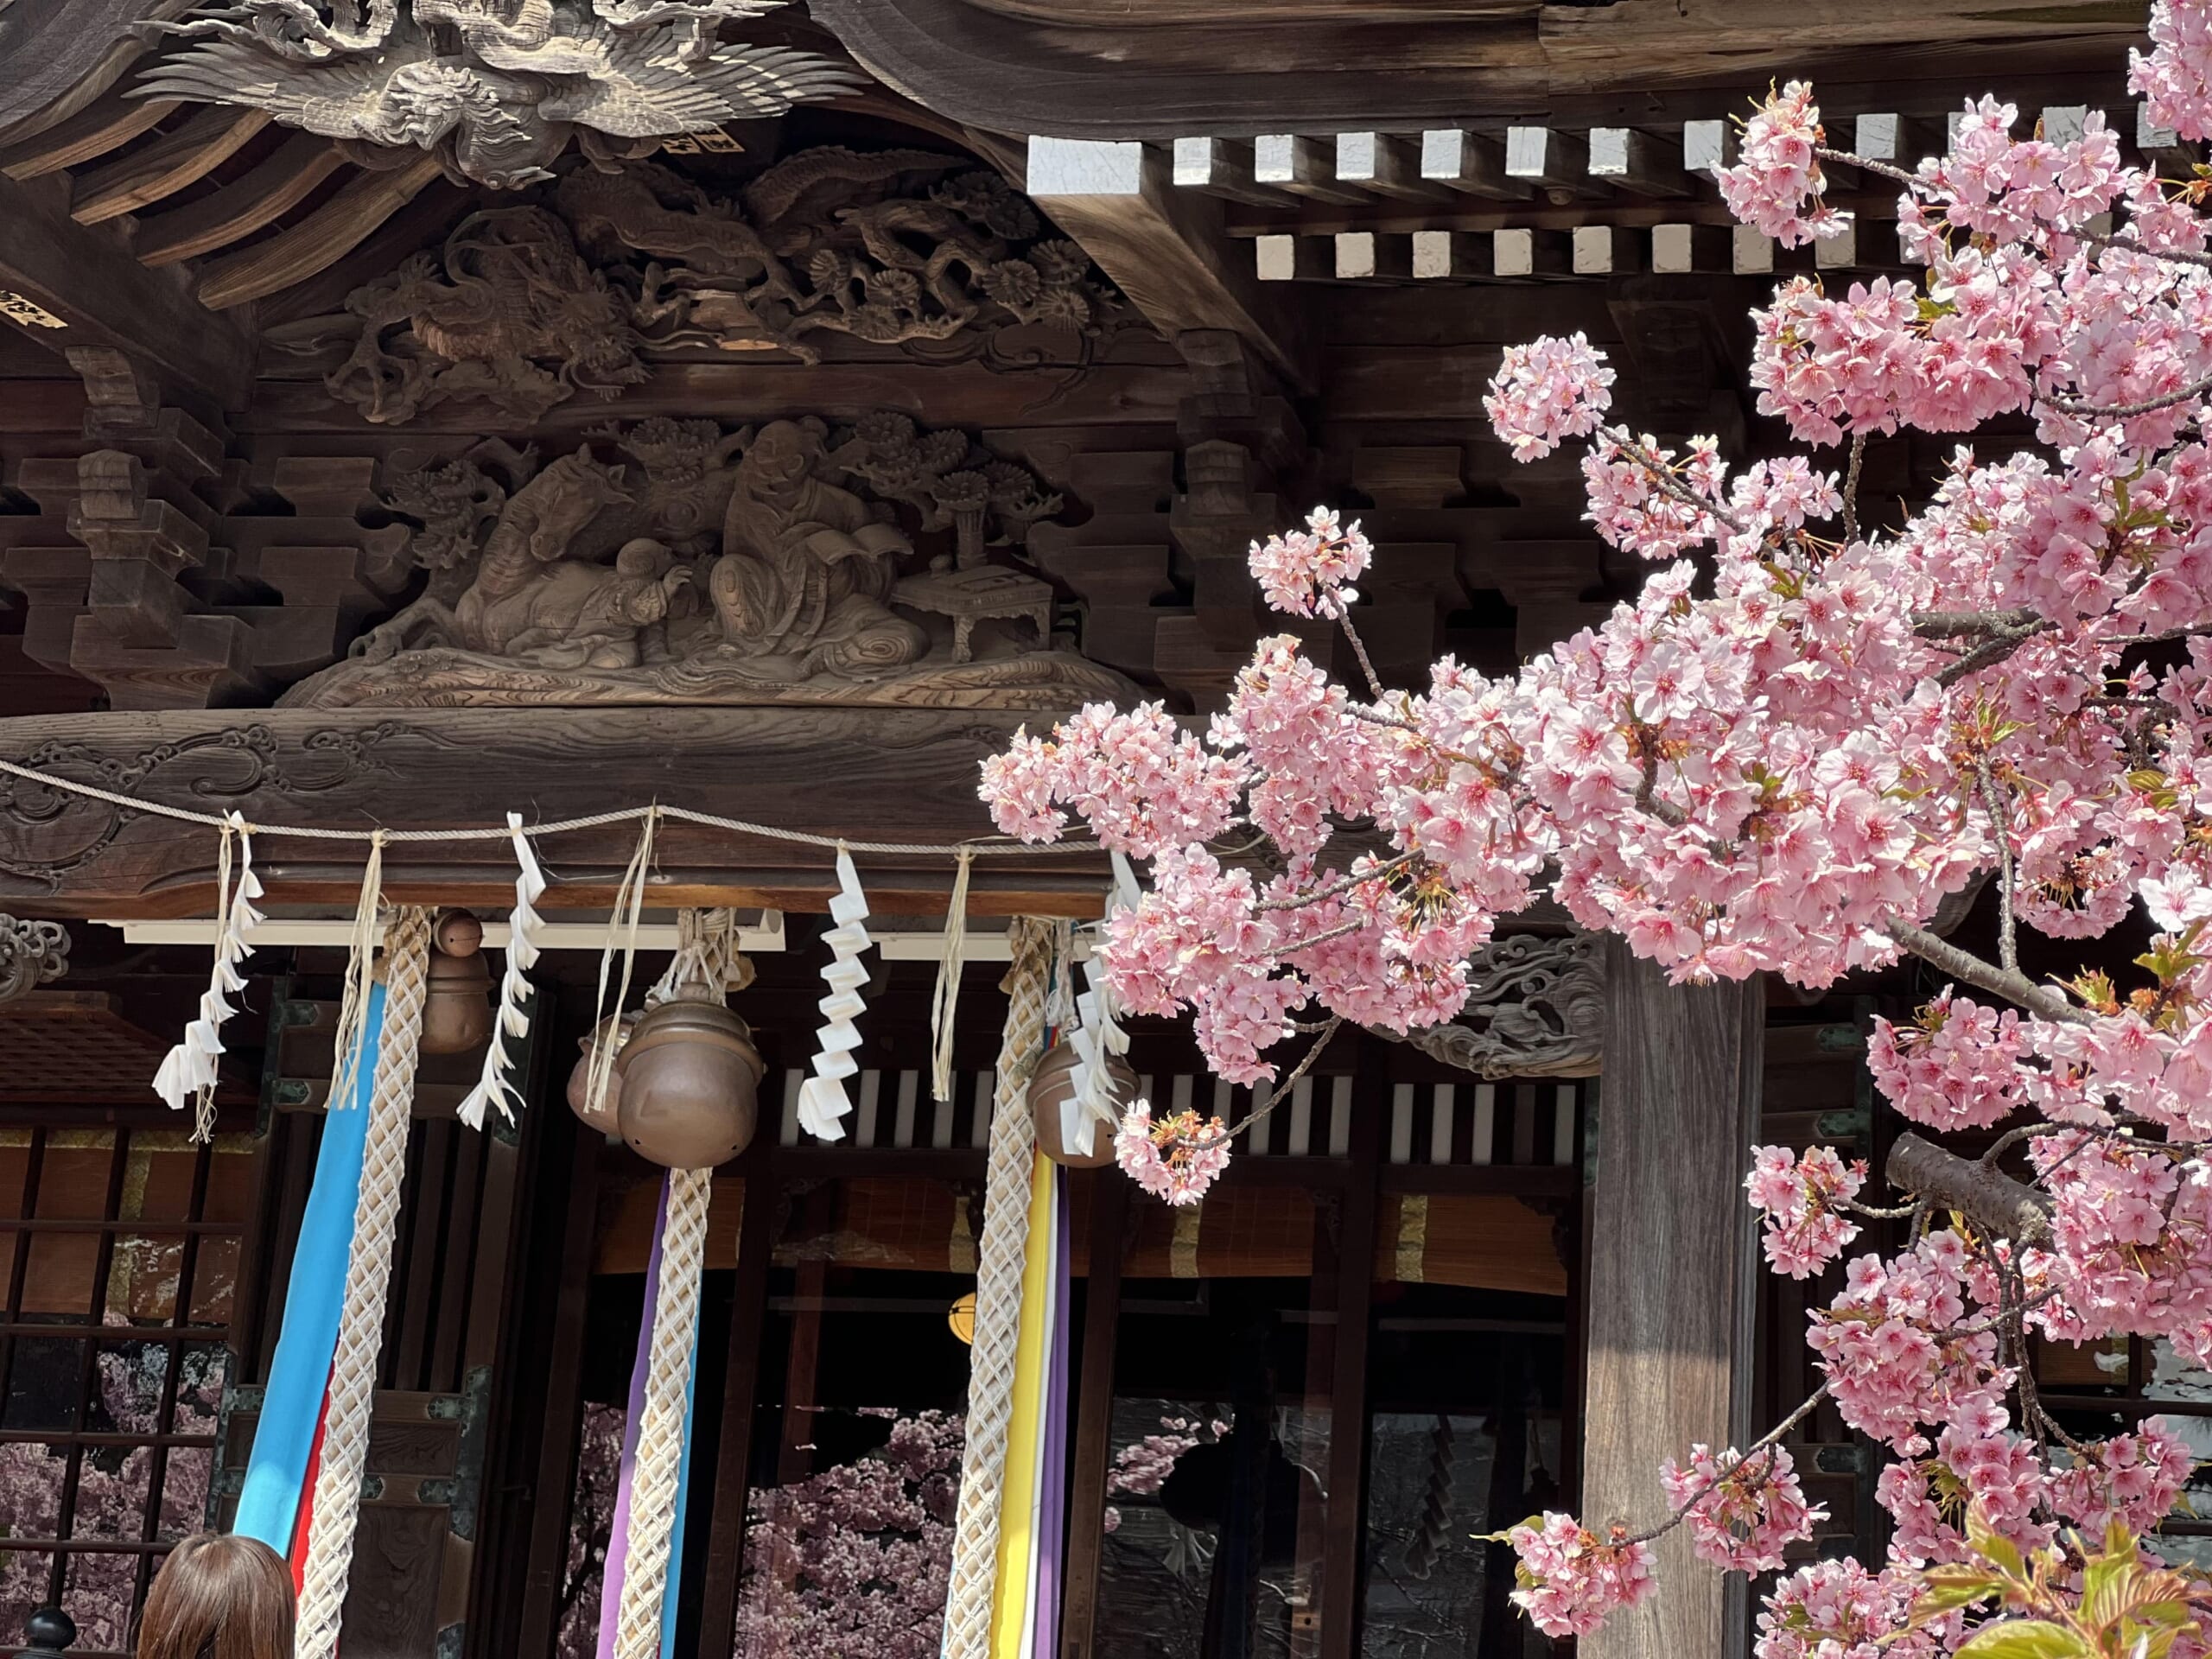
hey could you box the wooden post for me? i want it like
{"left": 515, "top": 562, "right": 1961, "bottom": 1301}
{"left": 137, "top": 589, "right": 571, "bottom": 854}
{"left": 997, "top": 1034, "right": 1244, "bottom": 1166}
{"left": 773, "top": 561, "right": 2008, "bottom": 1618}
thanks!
{"left": 1581, "top": 939, "right": 1762, "bottom": 1659}
{"left": 1059, "top": 1167, "right": 1128, "bottom": 1659}
{"left": 1315, "top": 1048, "right": 1383, "bottom": 1659}
{"left": 695, "top": 1141, "right": 778, "bottom": 1659}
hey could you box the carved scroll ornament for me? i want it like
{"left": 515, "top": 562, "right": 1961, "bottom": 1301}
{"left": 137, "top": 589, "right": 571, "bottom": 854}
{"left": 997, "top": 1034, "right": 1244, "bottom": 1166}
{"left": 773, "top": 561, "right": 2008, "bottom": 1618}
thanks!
{"left": 268, "top": 146, "right": 1122, "bottom": 423}
{"left": 0, "top": 918, "right": 68, "bottom": 1002}
{"left": 135, "top": 0, "right": 860, "bottom": 189}
{"left": 1398, "top": 933, "right": 1605, "bottom": 1079}
{"left": 282, "top": 413, "right": 1135, "bottom": 710}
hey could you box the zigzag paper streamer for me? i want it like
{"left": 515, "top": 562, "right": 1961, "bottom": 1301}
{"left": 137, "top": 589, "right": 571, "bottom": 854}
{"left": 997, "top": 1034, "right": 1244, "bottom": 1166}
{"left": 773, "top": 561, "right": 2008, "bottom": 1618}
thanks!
{"left": 797, "top": 845, "right": 871, "bottom": 1141}
{"left": 1064, "top": 859, "right": 1137, "bottom": 1160}
{"left": 154, "top": 813, "right": 263, "bottom": 1136}
{"left": 460, "top": 813, "right": 547, "bottom": 1130}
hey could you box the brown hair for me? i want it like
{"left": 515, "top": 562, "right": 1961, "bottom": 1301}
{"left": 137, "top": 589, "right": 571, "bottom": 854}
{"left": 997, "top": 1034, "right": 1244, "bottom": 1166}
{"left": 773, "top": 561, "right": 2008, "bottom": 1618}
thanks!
{"left": 137, "top": 1534, "right": 294, "bottom": 1659}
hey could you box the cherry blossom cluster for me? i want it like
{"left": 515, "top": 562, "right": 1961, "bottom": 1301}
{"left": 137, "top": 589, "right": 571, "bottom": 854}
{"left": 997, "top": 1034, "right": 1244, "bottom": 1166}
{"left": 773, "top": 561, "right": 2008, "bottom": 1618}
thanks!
{"left": 1660, "top": 1444, "right": 1827, "bottom": 1573}
{"left": 979, "top": 4, "right": 2212, "bottom": 1649}
{"left": 1503, "top": 1512, "right": 1655, "bottom": 1638}
{"left": 1866, "top": 992, "right": 2028, "bottom": 1131}
{"left": 1484, "top": 333, "right": 1616, "bottom": 461}
{"left": 1114, "top": 1100, "right": 1233, "bottom": 1205}
{"left": 1744, "top": 1144, "right": 1866, "bottom": 1278}
{"left": 1247, "top": 506, "right": 1373, "bottom": 619}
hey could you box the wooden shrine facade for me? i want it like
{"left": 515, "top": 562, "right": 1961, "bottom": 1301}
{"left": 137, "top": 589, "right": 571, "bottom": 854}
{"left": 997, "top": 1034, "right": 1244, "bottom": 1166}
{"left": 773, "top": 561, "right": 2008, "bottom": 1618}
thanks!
{"left": 0, "top": 3, "right": 2194, "bottom": 1659}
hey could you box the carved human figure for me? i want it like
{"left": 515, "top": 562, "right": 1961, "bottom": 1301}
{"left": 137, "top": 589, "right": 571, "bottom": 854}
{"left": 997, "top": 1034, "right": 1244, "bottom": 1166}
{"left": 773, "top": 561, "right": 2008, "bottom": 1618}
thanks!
{"left": 709, "top": 419, "right": 931, "bottom": 676}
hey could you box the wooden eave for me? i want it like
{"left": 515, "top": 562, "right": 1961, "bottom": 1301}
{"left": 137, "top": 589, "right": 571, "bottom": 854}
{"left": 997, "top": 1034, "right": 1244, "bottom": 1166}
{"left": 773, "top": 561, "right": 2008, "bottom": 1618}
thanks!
{"left": 808, "top": 0, "right": 2149, "bottom": 137}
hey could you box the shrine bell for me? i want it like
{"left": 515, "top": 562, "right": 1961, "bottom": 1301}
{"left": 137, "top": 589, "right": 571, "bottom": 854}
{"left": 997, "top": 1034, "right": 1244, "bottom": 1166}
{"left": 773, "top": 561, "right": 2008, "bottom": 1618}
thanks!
{"left": 613, "top": 987, "right": 765, "bottom": 1169}
{"left": 419, "top": 909, "right": 494, "bottom": 1055}
{"left": 1027, "top": 1039, "right": 1139, "bottom": 1168}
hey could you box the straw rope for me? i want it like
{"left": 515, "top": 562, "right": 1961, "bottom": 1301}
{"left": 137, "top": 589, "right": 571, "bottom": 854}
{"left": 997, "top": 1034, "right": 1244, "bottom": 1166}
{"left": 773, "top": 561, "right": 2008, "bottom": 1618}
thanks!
{"left": 295, "top": 905, "right": 432, "bottom": 1659}
{"left": 941, "top": 917, "right": 1053, "bottom": 1659}
{"left": 613, "top": 1166, "right": 713, "bottom": 1659}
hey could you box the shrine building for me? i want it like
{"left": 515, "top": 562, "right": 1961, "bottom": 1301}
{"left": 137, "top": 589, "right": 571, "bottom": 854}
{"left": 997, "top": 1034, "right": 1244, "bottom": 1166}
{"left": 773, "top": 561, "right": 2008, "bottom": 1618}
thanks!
{"left": 0, "top": 5, "right": 2183, "bottom": 1659}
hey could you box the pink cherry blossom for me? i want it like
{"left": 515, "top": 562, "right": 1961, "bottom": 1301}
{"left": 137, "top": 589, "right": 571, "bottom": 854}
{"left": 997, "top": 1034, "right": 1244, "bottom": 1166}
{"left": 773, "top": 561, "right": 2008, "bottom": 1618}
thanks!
{"left": 1719, "top": 80, "right": 1847, "bottom": 245}
{"left": 1661, "top": 1444, "right": 1826, "bottom": 1573}
{"left": 1745, "top": 1144, "right": 1866, "bottom": 1278}
{"left": 1484, "top": 334, "right": 1616, "bottom": 461}
{"left": 1504, "top": 1513, "right": 1656, "bottom": 1637}
{"left": 1114, "top": 1100, "right": 1232, "bottom": 1205}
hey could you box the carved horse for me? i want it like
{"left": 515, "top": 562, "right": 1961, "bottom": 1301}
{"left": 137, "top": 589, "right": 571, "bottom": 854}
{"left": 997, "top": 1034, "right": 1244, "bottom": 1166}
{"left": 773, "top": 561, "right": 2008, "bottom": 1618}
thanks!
{"left": 352, "top": 446, "right": 639, "bottom": 662}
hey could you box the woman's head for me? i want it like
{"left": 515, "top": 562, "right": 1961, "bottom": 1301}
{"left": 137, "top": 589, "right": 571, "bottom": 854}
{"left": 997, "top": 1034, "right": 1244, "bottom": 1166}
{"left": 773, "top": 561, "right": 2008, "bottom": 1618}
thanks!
{"left": 137, "top": 1534, "right": 293, "bottom": 1659}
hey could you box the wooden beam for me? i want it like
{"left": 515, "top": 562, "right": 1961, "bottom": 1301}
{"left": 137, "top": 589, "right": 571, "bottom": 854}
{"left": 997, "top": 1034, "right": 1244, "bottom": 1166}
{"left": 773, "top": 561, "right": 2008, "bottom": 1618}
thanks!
{"left": 129, "top": 134, "right": 347, "bottom": 265}
{"left": 69, "top": 105, "right": 270, "bottom": 224}
{"left": 0, "top": 87, "right": 177, "bottom": 181}
{"left": 1025, "top": 137, "right": 1314, "bottom": 394}
{"left": 1582, "top": 940, "right": 1763, "bottom": 1659}
{"left": 0, "top": 706, "right": 1112, "bottom": 918}
{"left": 194, "top": 153, "right": 444, "bottom": 309}
{"left": 0, "top": 3, "right": 165, "bottom": 140}
{"left": 0, "top": 170, "right": 251, "bottom": 407}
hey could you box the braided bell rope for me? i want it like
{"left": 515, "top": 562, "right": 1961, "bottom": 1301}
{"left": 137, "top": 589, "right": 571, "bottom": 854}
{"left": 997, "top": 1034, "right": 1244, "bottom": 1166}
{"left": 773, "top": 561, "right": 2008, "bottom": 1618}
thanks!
{"left": 295, "top": 906, "right": 432, "bottom": 1659}
{"left": 940, "top": 917, "right": 1053, "bottom": 1659}
{"left": 613, "top": 1165, "right": 714, "bottom": 1659}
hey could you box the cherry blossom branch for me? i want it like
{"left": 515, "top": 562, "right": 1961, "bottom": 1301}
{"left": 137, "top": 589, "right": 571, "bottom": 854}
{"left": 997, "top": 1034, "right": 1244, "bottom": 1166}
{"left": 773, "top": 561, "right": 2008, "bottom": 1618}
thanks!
{"left": 1974, "top": 763, "right": 2020, "bottom": 974}
{"left": 1842, "top": 431, "right": 1867, "bottom": 544}
{"left": 1882, "top": 918, "right": 2090, "bottom": 1027}
{"left": 1178, "top": 1015, "right": 1346, "bottom": 1152}
{"left": 1616, "top": 1385, "right": 1831, "bottom": 1545}
{"left": 1254, "top": 852, "right": 1418, "bottom": 912}
{"left": 2037, "top": 367, "right": 2212, "bottom": 420}
{"left": 1609, "top": 428, "right": 1753, "bottom": 539}
{"left": 1886, "top": 1130, "right": 2054, "bottom": 1246}
{"left": 1337, "top": 612, "right": 1389, "bottom": 702}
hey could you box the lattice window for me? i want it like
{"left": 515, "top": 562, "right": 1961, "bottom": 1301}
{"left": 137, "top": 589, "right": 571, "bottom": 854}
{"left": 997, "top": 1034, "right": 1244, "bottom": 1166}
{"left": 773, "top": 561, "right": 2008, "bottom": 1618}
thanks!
{"left": 0, "top": 1127, "right": 257, "bottom": 1655}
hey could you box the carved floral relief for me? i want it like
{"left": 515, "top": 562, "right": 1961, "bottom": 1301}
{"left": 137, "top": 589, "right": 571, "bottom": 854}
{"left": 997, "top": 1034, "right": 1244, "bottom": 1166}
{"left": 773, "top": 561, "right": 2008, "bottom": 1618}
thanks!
{"left": 282, "top": 414, "right": 1137, "bottom": 710}
{"left": 270, "top": 146, "right": 1122, "bottom": 423}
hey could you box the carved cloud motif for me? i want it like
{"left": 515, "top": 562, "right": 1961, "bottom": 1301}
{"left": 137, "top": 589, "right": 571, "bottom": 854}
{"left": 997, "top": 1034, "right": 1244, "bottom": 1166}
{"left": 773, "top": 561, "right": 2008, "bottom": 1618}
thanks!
{"left": 134, "top": 0, "right": 861, "bottom": 188}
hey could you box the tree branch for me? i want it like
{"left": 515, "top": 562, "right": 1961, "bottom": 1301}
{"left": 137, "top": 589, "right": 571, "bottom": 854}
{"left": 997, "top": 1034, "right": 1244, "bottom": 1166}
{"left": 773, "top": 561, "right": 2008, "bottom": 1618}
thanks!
{"left": 1882, "top": 917, "right": 2091, "bottom": 1026}
{"left": 1885, "top": 1131, "right": 2053, "bottom": 1246}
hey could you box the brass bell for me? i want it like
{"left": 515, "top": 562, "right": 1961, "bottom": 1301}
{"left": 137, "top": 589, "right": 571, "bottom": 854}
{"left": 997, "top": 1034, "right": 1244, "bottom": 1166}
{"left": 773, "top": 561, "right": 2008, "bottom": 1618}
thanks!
{"left": 419, "top": 909, "right": 493, "bottom": 1056}
{"left": 1027, "top": 1039, "right": 1137, "bottom": 1169}
{"left": 566, "top": 1012, "right": 637, "bottom": 1136}
{"left": 614, "top": 993, "right": 764, "bottom": 1170}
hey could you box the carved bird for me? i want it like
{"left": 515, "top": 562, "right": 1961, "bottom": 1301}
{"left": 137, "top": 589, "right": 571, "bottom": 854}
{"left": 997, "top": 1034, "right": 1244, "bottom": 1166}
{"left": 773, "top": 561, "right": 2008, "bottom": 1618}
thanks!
{"left": 153, "top": 0, "right": 398, "bottom": 60}
{"left": 136, "top": 0, "right": 862, "bottom": 188}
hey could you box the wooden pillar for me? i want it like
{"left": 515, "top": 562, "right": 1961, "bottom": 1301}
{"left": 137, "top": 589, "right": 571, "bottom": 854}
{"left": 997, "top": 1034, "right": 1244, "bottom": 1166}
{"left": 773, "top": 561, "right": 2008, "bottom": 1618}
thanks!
{"left": 1581, "top": 939, "right": 1762, "bottom": 1659}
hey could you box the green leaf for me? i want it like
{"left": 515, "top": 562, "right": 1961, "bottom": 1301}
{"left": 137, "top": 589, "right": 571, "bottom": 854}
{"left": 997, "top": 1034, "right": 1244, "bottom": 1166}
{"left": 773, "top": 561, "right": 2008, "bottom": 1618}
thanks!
{"left": 1954, "top": 1621, "right": 2094, "bottom": 1659}
{"left": 1915, "top": 1573, "right": 2006, "bottom": 1620}
{"left": 1967, "top": 1512, "right": 2030, "bottom": 1582}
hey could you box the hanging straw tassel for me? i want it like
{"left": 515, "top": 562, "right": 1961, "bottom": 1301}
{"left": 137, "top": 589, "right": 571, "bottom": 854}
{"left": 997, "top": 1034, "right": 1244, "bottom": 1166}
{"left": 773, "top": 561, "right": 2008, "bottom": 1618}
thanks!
{"left": 585, "top": 808, "right": 658, "bottom": 1122}
{"left": 327, "top": 830, "right": 389, "bottom": 1118}
{"left": 798, "top": 845, "right": 871, "bottom": 1141}
{"left": 459, "top": 814, "right": 547, "bottom": 1130}
{"left": 1066, "top": 864, "right": 1137, "bottom": 1160}
{"left": 929, "top": 847, "right": 975, "bottom": 1104}
{"left": 154, "top": 812, "right": 264, "bottom": 1141}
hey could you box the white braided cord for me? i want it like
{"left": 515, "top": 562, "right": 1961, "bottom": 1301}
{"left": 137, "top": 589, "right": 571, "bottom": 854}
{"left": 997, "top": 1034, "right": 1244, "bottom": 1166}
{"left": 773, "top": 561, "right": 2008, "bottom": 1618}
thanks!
{"left": 613, "top": 1166, "right": 713, "bottom": 1659}
{"left": 940, "top": 917, "right": 1052, "bottom": 1659}
{"left": 294, "top": 906, "right": 432, "bottom": 1659}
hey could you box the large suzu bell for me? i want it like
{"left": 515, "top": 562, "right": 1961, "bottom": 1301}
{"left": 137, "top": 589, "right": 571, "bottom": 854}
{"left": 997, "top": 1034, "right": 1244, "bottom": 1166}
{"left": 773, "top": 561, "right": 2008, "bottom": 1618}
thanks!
{"left": 419, "top": 909, "right": 493, "bottom": 1056}
{"left": 615, "top": 996, "right": 764, "bottom": 1169}
{"left": 1027, "top": 1039, "right": 1139, "bottom": 1168}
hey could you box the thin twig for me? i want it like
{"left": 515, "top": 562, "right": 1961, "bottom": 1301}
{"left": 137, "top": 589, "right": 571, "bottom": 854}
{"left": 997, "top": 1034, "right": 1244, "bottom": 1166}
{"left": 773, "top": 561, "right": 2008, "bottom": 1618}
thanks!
{"left": 1974, "top": 762, "right": 2020, "bottom": 974}
{"left": 1179, "top": 1017, "right": 1347, "bottom": 1151}
{"left": 1616, "top": 1386, "right": 1830, "bottom": 1545}
{"left": 1337, "top": 612, "right": 1389, "bottom": 702}
{"left": 1842, "top": 432, "right": 1866, "bottom": 545}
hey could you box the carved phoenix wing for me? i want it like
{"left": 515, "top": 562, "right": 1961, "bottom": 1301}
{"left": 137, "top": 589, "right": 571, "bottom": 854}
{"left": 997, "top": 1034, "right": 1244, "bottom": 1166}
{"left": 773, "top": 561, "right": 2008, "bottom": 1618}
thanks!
{"left": 536, "top": 35, "right": 861, "bottom": 136}
{"left": 137, "top": 38, "right": 480, "bottom": 150}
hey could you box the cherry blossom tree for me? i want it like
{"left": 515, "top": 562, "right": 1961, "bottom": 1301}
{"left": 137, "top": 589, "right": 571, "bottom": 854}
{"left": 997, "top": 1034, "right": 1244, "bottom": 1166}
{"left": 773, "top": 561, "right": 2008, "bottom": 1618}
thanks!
{"left": 979, "top": 1, "right": 2212, "bottom": 1649}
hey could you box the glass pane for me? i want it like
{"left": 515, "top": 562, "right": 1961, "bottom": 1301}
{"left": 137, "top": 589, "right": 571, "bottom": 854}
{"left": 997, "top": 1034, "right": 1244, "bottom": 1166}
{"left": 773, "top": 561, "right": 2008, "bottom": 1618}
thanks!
{"left": 157, "top": 1448, "right": 213, "bottom": 1541}
{"left": 187, "top": 1237, "right": 240, "bottom": 1329}
{"left": 557, "top": 1403, "right": 625, "bottom": 1659}
{"left": 0, "top": 1552, "right": 56, "bottom": 1647}
{"left": 170, "top": 1346, "right": 226, "bottom": 1437}
{"left": 69, "top": 1446, "right": 153, "bottom": 1541}
{"left": 733, "top": 1177, "right": 976, "bottom": 1659}
{"left": 34, "top": 1137, "right": 115, "bottom": 1220}
{"left": 3, "top": 1338, "right": 86, "bottom": 1431}
{"left": 63, "top": 1549, "right": 139, "bottom": 1651}
{"left": 200, "top": 1138, "right": 257, "bottom": 1225}
{"left": 21, "top": 1234, "right": 99, "bottom": 1319}
{"left": 0, "top": 1444, "right": 67, "bottom": 1537}
{"left": 104, "top": 1236, "right": 184, "bottom": 1326}
{"left": 91, "top": 1345, "right": 170, "bottom": 1436}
